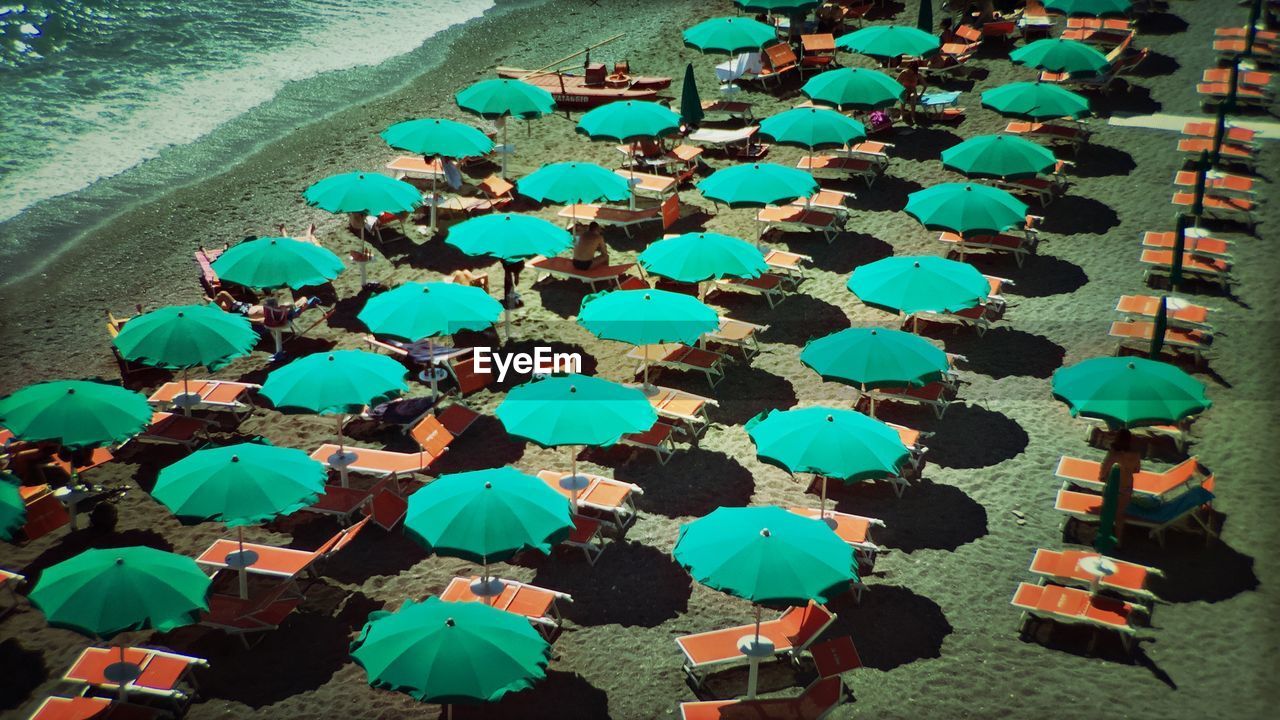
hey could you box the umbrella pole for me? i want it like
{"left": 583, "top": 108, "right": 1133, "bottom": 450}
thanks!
{"left": 118, "top": 644, "right": 128, "bottom": 701}
{"left": 335, "top": 414, "right": 351, "bottom": 488}
{"left": 357, "top": 224, "right": 369, "bottom": 288}
{"left": 237, "top": 525, "right": 249, "bottom": 600}
{"left": 569, "top": 446, "right": 580, "bottom": 510}
{"left": 820, "top": 475, "right": 829, "bottom": 520}
{"left": 428, "top": 338, "right": 439, "bottom": 408}
{"left": 745, "top": 604, "right": 764, "bottom": 699}
{"left": 181, "top": 368, "right": 193, "bottom": 417}
{"left": 430, "top": 165, "right": 439, "bottom": 235}
{"left": 502, "top": 122, "right": 509, "bottom": 178}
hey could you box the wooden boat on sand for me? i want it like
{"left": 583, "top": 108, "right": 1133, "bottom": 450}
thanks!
{"left": 497, "top": 35, "right": 671, "bottom": 109}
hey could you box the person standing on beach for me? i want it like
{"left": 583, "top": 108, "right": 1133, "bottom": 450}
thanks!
{"left": 1099, "top": 429, "right": 1140, "bottom": 542}
{"left": 501, "top": 259, "right": 524, "bottom": 309}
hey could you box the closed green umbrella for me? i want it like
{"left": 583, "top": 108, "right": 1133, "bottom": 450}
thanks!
{"left": 906, "top": 182, "right": 1029, "bottom": 237}
{"left": 577, "top": 101, "right": 681, "bottom": 143}
{"left": 848, "top": 255, "right": 989, "bottom": 327}
{"left": 918, "top": 0, "right": 934, "bottom": 32}
{"left": 801, "top": 327, "right": 950, "bottom": 413}
{"left": 212, "top": 236, "right": 345, "bottom": 291}
{"left": 673, "top": 505, "right": 855, "bottom": 698}
{"left": 1044, "top": 0, "right": 1132, "bottom": 17}
{"left": 112, "top": 304, "right": 256, "bottom": 413}
{"left": 1011, "top": 38, "right": 1111, "bottom": 77}
{"left": 638, "top": 232, "right": 767, "bottom": 283}
{"left": 698, "top": 162, "right": 818, "bottom": 209}
{"left": 351, "top": 596, "right": 550, "bottom": 713}
{"left": 1170, "top": 215, "right": 1187, "bottom": 290}
{"left": 683, "top": 17, "right": 776, "bottom": 55}
{"left": 746, "top": 407, "right": 909, "bottom": 517}
{"left": 680, "top": 63, "right": 705, "bottom": 128}
{"left": 30, "top": 546, "right": 210, "bottom": 695}
{"left": 1210, "top": 101, "right": 1230, "bottom": 170}
{"left": 381, "top": 118, "right": 495, "bottom": 234}
{"left": 941, "top": 135, "right": 1058, "bottom": 180}
{"left": 981, "top": 81, "right": 1091, "bottom": 120}
{"left": 303, "top": 171, "right": 423, "bottom": 285}
{"left": 578, "top": 289, "right": 720, "bottom": 389}
{"left": 1, "top": 474, "right": 24, "bottom": 542}
{"left": 0, "top": 380, "right": 151, "bottom": 450}
{"left": 405, "top": 467, "right": 572, "bottom": 596}
{"left": 496, "top": 374, "right": 656, "bottom": 503}
{"left": 836, "top": 25, "right": 940, "bottom": 59}
{"left": 260, "top": 350, "right": 407, "bottom": 484}
{"left": 1052, "top": 356, "right": 1211, "bottom": 428}
{"left": 1149, "top": 297, "right": 1168, "bottom": 359}
{"left": 802, "top": 68, "right": 905, "bottom": 111}
{"left": 1190, "top": 150, "right": 1209, "bottom": 220}
{"left": 455, "top": 78, "right": 555, "bottom": 178}
{"left": 1094, "top": 465, "right": 1122, "bottom": 554}
{"left": 1245, "top": 0, "right": 1263, "bottom": 56}
{"left": 153, "top": 442, "right": 326, "bottom": 597}
{"left": 759, "top": 108, "right": 867, "bottom": 172}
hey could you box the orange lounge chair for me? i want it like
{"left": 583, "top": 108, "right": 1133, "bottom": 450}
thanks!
{"left": 763, "top": 248, "right": 812, "bottom": 287}
{"left": 1, "top": 568, "right": 24, "bottom": 618}
{"left": 1060, "top": 26, "right": 1134, "bottom": 49}
{"left": 300, "top": 475, "right": 408, "bottom": 527}
{"left": 796, "top": 155, "right": 882, "bottom": 186}
{"left": 308, "top": 442, "right": 444, "bottom": 481}
{"left": 788, "top": 506, "right": 885, "bottom": 568}
{"left": 527, "top": 256, "right": 638, "bottom": 290}
{"left": 30, "top": 696, "right": 168, "bottom": 720}
{"left": 1215, "top": 27, "right": 1279, "bottom": 41}
{"left": 130, "top": 411, "right": 209, "bottom": 451}
{"left": 686, "top": 125, "right": 769, "bottom": 159}
{"left": 1214, "top": 39, "right": 1278, "bottom": 64}
{"left": 837, "top": 140, "right": 893, "bottom": 167}
{"left": 620, "top": 420, "right": 678, "bottom": 464}
{"left": 1028, "top": 548, "right": 1162, "bottom": 603}
{"left": 1055, "top": 455, "right": 1212, "bottom": 502}
{"left": 1054, "top": 484, "right": 1218, "bottom": 546}
{"left": 1115, "top": 294, "right": 1213, "bottom": 329}
{"left": 442, "top": 353, "right": 497, "bottom": 396}
{"left": 910, "top": 300, "right": 1002, "bottom": 335}
{"left": 1004, "top": 120, "right": 1091, "bottom": 151}
{"left": 792, "top": 189, "right": 858, "bottom": 217}
{"left": 201, "top": 574, "right": 306, "bottom": 647}
{"left": 63, "top": 646, "right": 207, "bottom": 702}
{"left": 445, "top": 174, "right": 517, "bottom": 216}
{"left": 196, "top": 516, "right": 371, "bottom": 579}
{"left": 1110, "top": 320, "right": 1212, "bottom": 364}
{"left": 1011, "top": 582, "right": 1145, "bottom": 653}
{"left": 855, "top": 381, "right": 956, "bottom": 419}
{"left": 704, "top": 317, "right": 768, "bottom": 359}
{"left": 1201, "top": 68, "right": 1274, "bottom": 90}
{"left": 757, "top": 205, "right": 846, "bottom": 244}
{"left": 614, "top": 169, "right": 677, "bottom": 198}
{"left": 1065, "top": 17, "right": 1133, "bottom": 33}
{"left": 1181, "top": 121, "right": 1256, "bottom": 146}
{"left": 800, "top": 33, "right": 838, "bottom": 73}
{"left": 558, "top": 193, "right": 679, "bottom": 238}
{"left": 885, "top": 421, "right": 931, "bottom": 476}
{"left": 747, "top": 43, "right": 800, "bottom": 87}
{"left": 994, "top": 173, "right": 1069, "bottom": 206}
{"left": 386, "top": 154, "right": 446, "bottom": 182}
{"left": 675, "top": 601, "right": 836, "bottom": 686}
{"left": 1170, "top": 191, "right": 1258, "bottom": 233}
{"left": 679, "top": 675, "right": 846, "bottom": 720}
{"left": 12, "top": 484, "right": 69, "bottom": 543}
{"left": 536, "top": 470, "right": 643, "bottom": 530}
{"left": 633, "top": 384, "right": 717, "bottom": 440}
{"left": 1140, "top": 249, "right": 1231, "bottom": 291}
{"left": 626, "top": 343, "right": 728, "bottom": 388}
{"left": 1172, "top": 169, "right": 1255, "bottom": 199}
{"left": 147, "top": 379, "right": 259, "bottom": 420}
{"left": 1019, "top": 0, "right": 1056, "bottom": 36}
{"left": 440, "top": 576, "right": 572, "bottom": 638}
{"left": 563, "top": 514, "right": 608, "bottom": 565}
{"left": 1080, "top": 415, "right": 1194, "bottom": 454}
{"left": 1198, "top": 81, "right": 1272, "bottom": 109}
{"left": 1140, "top": 231, "right": 1232, "bottom": 260}
{"left": 699, "top": 99, "right": 755, "bottom": 124}
{"left": 711, "top": 271, "right": 793, "bottom": 308}
{"left": 937, "top": 230, "right": 1038, "bottom": 266}
{"left": 1176, "top": 137, "right": 1257, "bottom": 168}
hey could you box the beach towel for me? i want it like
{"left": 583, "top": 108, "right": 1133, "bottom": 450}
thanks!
{"left": 715, "top": 53, "right": 763, "bottom": 83}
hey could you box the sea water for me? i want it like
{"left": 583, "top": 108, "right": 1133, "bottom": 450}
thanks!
{"left": 0, "top": 0, "right": 495, "bottom": 284}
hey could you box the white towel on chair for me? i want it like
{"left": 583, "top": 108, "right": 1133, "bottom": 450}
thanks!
{"left": 714, "top": 53, "right": 762, "bottom": 83}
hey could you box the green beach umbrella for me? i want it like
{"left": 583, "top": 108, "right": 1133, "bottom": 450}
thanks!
{"left": 1010, "top": 38, "right": 1111, "bottom": 77}
{"left": 940, "top": 135, "right": 1058, "bottom": 180}
{"left": 380, "top": 118, "right": 495, "bottom": 159}
{"left": 1094, "top": 465, "right": 1122, "bottom": 554}
{"left": 848, "top": 255, "right": 989, "bottom": 320}
{"left": 683, "top": 17, "right": 776, "bottom": 55}
{"left": 211, "top": 236, "right": 345, "bottom": 290}
{"left": 260, "top": 350, "right": 407, "bottom": 484}
{"left": 358, "top": 282, "right": 502, "bottom": 381}
{"left": 673, "top": 505, "right": 855, "bottom": 698}
{"left": 30, "top": 546, "right": 210, "bottom": 638}
{"left": 578, "top": 288, "right": 720, "bottom": 388}
{"left": 836, "top": 25, "right": 940, "bottom": 59}
{"left": 981, "top": 81, "right": 1091, "bottom": 120}
{"left": 404, "top": 467, "right": 572, "bottom": 595}
{"left": 680, "top": 63, "right": 705, "bottom": 128}
{"left": 1190, "top": 150, "right": 1209, "bottom": 219}
{"left": 577, "top": 101, "right": 681, "bottom": 143}
{"left": 746, "top": 407, "right": 909, "bottom": 517}
{"left": 918, "top": 0, "right": 934, "bottom": 32}
{"left": 304, "top": 171, "right": 423, "bottom": 217}
{"left": 0, "top": 380, "right": 151, "bottom": 450}
{"left": 760, "top": 107, "right": 867, "bottom": 154}
{"left": 351, "top": 596, "right": 550, "bottom": 709}
{"left": 446, "top": 213, "right": 572, "bottom": 261}
{"left": 518, "top": 162, "right": 630, "bottom": 206}
{"left": 455, "top": 78, "right": 555, "bottom": 179}
{"left": 1044, "top": 0, "right": 1132, "bottom": 17}
{"left": 1170, "top": 215, "right": 1187, "bottom": 290}
{"left": 1149, "top": 297, "right": 1168, "bottom": 359}
{"left": 802, "top": 68, "right": 905, "bottom": 111}
{"left": 1245, "top": 0, "right": 1263, "bottom": 56}
{"left": 1, "top": 474, "right": 24, "bottom": 542}
{"left": 905, "top": 182, "right": 1029, "bottom": 236}
{"left": 698, "top": 163, "right": 819, "bottom": 209}
{"left": 1210, "top": 101, "right": 1230, "bottom": 169}
{"left": 1051, "top": 356, "right": 1211, "bottom": 428}
{"left": 496, "top": 374, "right": 656, "bottom": 502}
{"left": 638, "top": 232, "right": 768, "bottom": 283}
{"left": 801, "top": 327, "right": 950, "bottom": 411}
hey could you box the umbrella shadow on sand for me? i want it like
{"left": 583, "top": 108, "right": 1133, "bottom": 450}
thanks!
{"left": 610, "top": 448, "right": 756, "bottom": 518}
{"left": 1098, "top": 524, "right": 1259, "bottom": 605}
{"left": 648, "top": 366, "right": 798, "bottom": 427}
{"left": 826, "top": 585, "right": 953, "bottom": 671}
{"left": 890, "top": 128, "right": 965, "bottom": 161}
{"left": 774, "top": 230, "right": 895, "bottom": 275}
{"left": 0, "top": 639, "right": 48, "bottom": 710}
{"left": 846, "top": 175, "right": 924, "bottom": 213}
{"left": 453, "top": 671, "right": 611, "bottom": 719}
{"left": 938, "top": 328, "right": 1066, "bottom": 380}
{"left": 526, "top": 541, "right": 691, "bottom": 628}
{"left": 1039, "top": 195, "right": 1120, "bottom": 235}
{"left": 710, "top": 294, "right": 851, "bottom": 346}
{"left": 830, "top": 480, "right": 988, "bottom": 553}
{"left": 1064, "top": 142, "right": 1137, "bottom": 178}
{"left": 916, "top": 404, "right": 1030, "bottom": 470}
{"left": 988, "top": 254, "right": 1089, "bottom": 297}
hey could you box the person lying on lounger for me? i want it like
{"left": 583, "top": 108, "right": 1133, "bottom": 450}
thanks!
{"left": 572, "top": 222, "right": 609, "bottom": 270}
{"left": 206, "top": 292, "right": 320, "bottom": 323}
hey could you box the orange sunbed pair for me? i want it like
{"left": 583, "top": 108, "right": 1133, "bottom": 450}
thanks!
{"left": 1055, "top": 455, "right": 1212, "bottom": 502}
{"left": 1027, "top": 548, "right": 1160, "bottom": 601}
{"left": 1115, "top": 294, "right": 1212, "bottom": 327}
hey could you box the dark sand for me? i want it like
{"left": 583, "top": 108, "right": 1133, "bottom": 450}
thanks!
{"left": 2, "top": 0, "right": 1279, "bottom": 718}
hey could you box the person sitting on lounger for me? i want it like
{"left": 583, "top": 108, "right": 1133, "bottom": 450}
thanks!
{"left": 1100, "top": 429, "right": 1140, "bottom": 540}
{"left": 572, "top": 222, "right": 609, "bottom": 270}
{"left": 208, "top": 292, "right": 319, "bottom": 323}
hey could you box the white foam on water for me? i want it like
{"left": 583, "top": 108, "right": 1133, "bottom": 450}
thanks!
{"left": 0, "top": 0, "right": 493, "bottom": 224}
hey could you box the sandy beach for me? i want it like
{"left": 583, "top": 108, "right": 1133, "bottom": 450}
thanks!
{"left": 2, "top": 0, "right": 1279, "bottom": 718}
